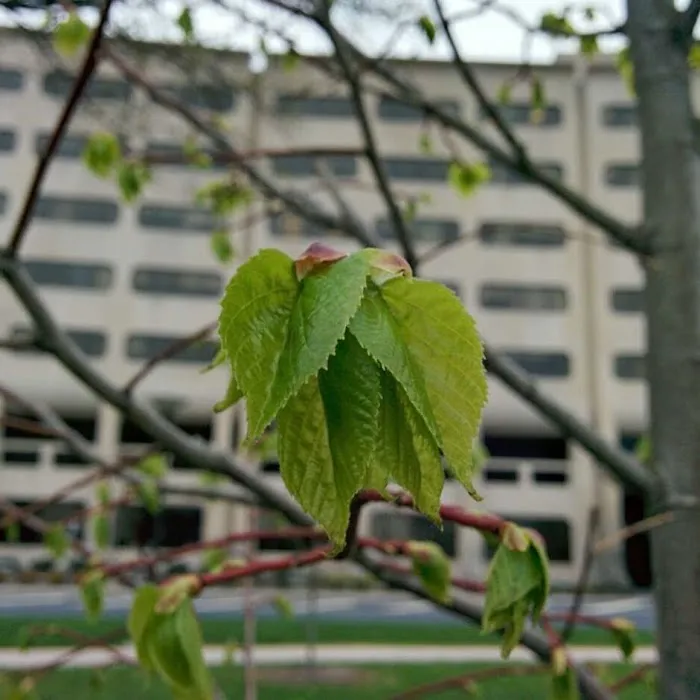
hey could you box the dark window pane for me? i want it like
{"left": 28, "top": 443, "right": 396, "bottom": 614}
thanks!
{"left": 132, "top": 268, "right": 222, "bottom": 297}
{"left": 501, "top": 351, "right": 571, "bottom": 378}
{"left": 35, "top": 132, "right": 88, "bottom": 159}
{"left": 0, "top": 68, "right": 23, "bottom": 91}
{"left": 376, "top": 217, "right": 459, "bottom": 243}
{"left": 0, "top": 191, "right": 7, "bottom": 216}
{"left": 276, "top": 94, "right": 354, "bottom": 118}
{"left": 483, "top": 433, "right": 568, "bottom": 460}
{"left": 378, "top": 96, "right": 460, "bottom": 122}
{"left": 615, "top": 354, "right": 645, "bottom": 380}
{"left": 2, "top": 450, "right": 39, "bottom": 466}
{"left": 0, "top": 501, "right": 84, "bottom": 545}
{"left": 605, "top": 163, "right": 640, "bottom": 187}
{"left": 533, "top": 470, "right": 568, "bottom": 485}
{"left": 483, "top": 517, "right": 571, "bottom": 562}
{"left": 480, "top": 284, "right": 567, "bottom": 311}
{"left": 34, "top": 196, "right": 119, "bottom": 224}
{"left": 0, "top": 129, "right": 16, "bottom": 153}
{"left": 372, "top": 512, "right": 456, "bottom": 557}
{"left": 43, "top": 70, "right": 132, "bottom": 100}
{"left": 126, "top": 334, "right": 218, "bottom": 364}
{"left": 271, "top": 154, "right": 357, "bottom": 178}
{"left": 479, "top": 222, "right": 566, "bottom": 248}
{"left": 382, "top": 157, "right": 450, "bottom": 181}
{"left": 138, "top": 205, "right": 216, "bottom": 232}
{"left": 611, "top": 288, "right": 643, "bottom": 313}
{"left": 602, "top": 104, "right": 637, "bottom": 127}
{"left": 55, "top": 451, "right": 92, "bottom": 467}
{"left": 114, "top": 506, "right": 202, "bottom": 548}
{"left": 158, "top": 84, "right": 235, "bottom": 112}
{"left": 489, "top": 158, "right": 564, "bottom": 184}
{"left": 484, "top": 468, "right": 519, "bottom": 483}
{"left": 25, "top": 260, "right": 112, "bottom": 289}
{"left": 10, "top": 326, "right": 106, "bottom": 357}
{"left": 269, "top": 211, "right": 328, "bottom": 238}
{"left": 480, "top": 103, "right": 562, "bottom": 126}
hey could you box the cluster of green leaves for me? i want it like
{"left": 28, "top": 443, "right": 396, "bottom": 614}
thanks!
{"left": 128, "top": 580, "right": 211, "bottom": 700}
{"left": 216, "top": 244, "right": 488, "bottom": 551}
{"left": 482, "top": 523, "right": 550, "bottom": 659}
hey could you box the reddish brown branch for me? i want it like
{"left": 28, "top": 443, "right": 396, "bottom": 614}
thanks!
{"left": 6, "top": 0, "right": 116, "bottom": 255}
{"left": 607, "top": 663, "right": 656, "bottom": 693}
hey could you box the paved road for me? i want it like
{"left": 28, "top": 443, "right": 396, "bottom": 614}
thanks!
{"left": 0, "top": 643, "right": 658, "bottom": 670}
{"left": 0, "top": 586, "right": 656, "bottom": 630}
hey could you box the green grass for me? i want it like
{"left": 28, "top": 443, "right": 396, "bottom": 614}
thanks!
{"left": 0, "top": 616, "right": 656, "bottom": 648}
{"left": 6, "top": 664, "right": 655, "bottom": 699}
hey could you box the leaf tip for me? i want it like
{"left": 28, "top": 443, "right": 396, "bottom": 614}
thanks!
{"left": 294, "top": 242, "right": 347, "bottom": 280}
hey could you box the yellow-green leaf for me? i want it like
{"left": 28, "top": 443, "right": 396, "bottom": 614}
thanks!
{"left": 44, "top": 524, "right": 69, "bottom": 559}
{"left": 82, "top": 132, "right": 122, "bottom": 178}
{"left": 177, "top": 7, "right": 194, "bottom": 41}
{"left": 117, "top": 161, "right": 152, "bottom": 203}
{"left": 448, "top": 161, "right": 491, "bottom": 197}
{"left": 418, "top": 15, "right": 436, "bottom": 44}
{"left": 80, "top": 570, "right": 105, "bottom": 622}
{"left": 92, "top": 513, "right": 110, "bottom": 550}
{"left": 137, "top": 454, "right": 168, "bottom": 479}
{"left": 211, "top": 230, "right": 235, "bottom": 264}
{"left": 406, "top": 541, "right": 451, "bottom": 603}
{"left": 53, "top": 12, "right": 90, "bottom": 57}
{"left": 213, "top": 371, "right": 243, "bottom": 413}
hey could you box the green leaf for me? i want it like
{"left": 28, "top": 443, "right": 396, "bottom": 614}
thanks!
{"left": 448, "top": 161, "right": 491, "bottom": 197}
{"left": 616, "top": 47, "right": 635, "bottom": 96}
{"left": 202, "top": 548, "right": 228, "bottom": 573}
{"left": 497, "top": 81, "right": 512, "bottom": 105}
{"left": 117, "top": 161, "right": 152, "bottom": 203}
{"left": 539, "top": 12, "right": 575, "bottom": 37}
{"left": 177, "top": 7, "right": 194, "bottom": 41}
{"left": 211, "top": 230, "right": 235, "bottom": 263}
{"left": 137, "top": 454, "right": 168, "bottom": 479}
{"left": 551, "top": 667, "right": 580, "bottom": 700}
{"left": 278, "top": 375, "right": 360, "bottom": 550}
{"left": 406, "top": 541, "right": 451, "bottom": 603}
{"left": 82, "top": 132, "right": 122, "bottom": 178}
{"left": 381, "top": 278, "right": 488, "bottom": 500}
{"left": 128, "top": 585, "right": 160, "bottom": 672}
{"left": 530, "top": 77, "right": 546, "bottom": 123}
{"left": 635, "top": 434, "right": 650, "bottom": 463}
{"left": 92, "top": 513, "right": 110, "bottom": 550}
{"left": 96, "top": 481, "right": 111, "bottom": 506}
{"left": 136, "top": 479, "right": 161, "bottom": 515}
{"left": 44, "top": 524, "right": 69, "bottom": 559}
{"left": 418, "top": 15, "right": 436, "bottom": 44}
{"left": 482, "top": 529, "right": 550, "bottom": 659}
{"left": 579, "top": 34, "right": 598, "bottom": 57}
{"left": 214, "top": 371, "right": 243, "bottom": 413}
{"left": 79, "top": 570, "right": 105, "bottom": 622}
{"left": 689, "top": 43, "right": 700, "bottom": 69}
{"left": 196, "top": 181, "right": 253, "bottom": 216}
{"left": 272, "top": 594, "right": 294, "bottom": 619}
{"left": 53, "top": 12, "right": 90, "bottom": 57}
{"left": 609, "top": 617, "right": 636, "bottom": 662}
{"left": 418, "top": 132, "right": 433, "bottom": 154}
{"left": 472, "top": 439, "right": 490, "bottom": 473}
{"left": 6, "top": 521, "right": 19, "bottom": 544}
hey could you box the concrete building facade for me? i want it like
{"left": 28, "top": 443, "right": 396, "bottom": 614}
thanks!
{"left": 0, "top": 31, "right": 653, "bottom": 586}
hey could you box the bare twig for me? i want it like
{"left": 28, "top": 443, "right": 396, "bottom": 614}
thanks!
{"left": 6, "top": 0, "right": 116, "bottom": 256}
{"left": 607, "top": 663, "right": 656, "bottom": 694}
{"left": 593, "top": 511, "right": 675, "bottom": 555}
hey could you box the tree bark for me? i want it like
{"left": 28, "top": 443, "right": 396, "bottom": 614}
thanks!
{"left": 627, "top": 2, "right": 700, "bottom": 698}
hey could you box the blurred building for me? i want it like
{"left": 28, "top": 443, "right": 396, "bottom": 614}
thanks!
{"left": 0, "top": 29, "right": 653, "bottom": 587}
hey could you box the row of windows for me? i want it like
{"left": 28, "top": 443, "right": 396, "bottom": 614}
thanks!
{"left": 24, "top": 260, "right": 223, "bottom": 296}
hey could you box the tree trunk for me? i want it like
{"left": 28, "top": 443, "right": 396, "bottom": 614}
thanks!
{"left": 627, "top": 2, "right": 700, "bottom": 698}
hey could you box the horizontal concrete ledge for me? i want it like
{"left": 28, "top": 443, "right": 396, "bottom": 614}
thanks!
{"left": 0, "top": 644, "right": 658, "bottom": 670}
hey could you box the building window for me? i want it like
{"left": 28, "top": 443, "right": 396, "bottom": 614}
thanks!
{"left": 34, "top": 196, "right": 119, "bottom": 224}
{"left": 483, "top": 516, "right": 571, "bottom": 562}
{"left": 276, "top": 94, "right": 354, "bottom": 118}
{"left": 114, "top": 505, "right": 202, "bottom": 548}
{"left": 489, "top": 158, "right": 564, "bottom": 184}
{"left": 138, "top": 204, "right": 216, "bottom": 232}
{"left": 602, "top": 104, "right": 637, "bottom": 127}
{"left": 372, "top": 512, "right": 457, "bottom": 558}
{"left": 0, "top": 67, "right": 23, "bottom": 91}
{"left": 479, "top": 222, "right": 566, "bottom": 248}
{"left": 132, "top": 267, "right": 222, "bottom": 297}
{"left": 158, "top": 84, "right": 235, "bottom": 112}
{"left": 614, "top": 354, "right": 645, "bottom": 380}
{"left": 378, "top": 96, "right": 460, "bottom": 122}
{"left": 35, "top": 132, "right": 88, "bottom": 159}
{"left": 271, "top": 154, "right": 357, "bottom": 178}
{"left": 376, "top": 217, "right": 459, "bottom": 244}
{"left": 43, "top": 70, "right": 132, "bottom": 100}
{"left": 605, "top": 163, "right": 640, "bottom": 187}
{"left": 480, "top": 284, "right": 568, "bottom": 311}
{"left": 0, "top": 191, "right": 7, "bottom": 216}
{"left": 0, "top": 129, "right": 16, "bottom": 153}
{"left": 501, "top": 351, "right": 571, "bottom": 378}
{"left": 0, "top": 501, "right": 85, "bottom": 545}
{"left": 480, "top": 103, "right": 562, "bottom": 126}
{"left": 144, "top": 141, "right": 227, "bottom": 170}
{"left": 611, "top": 288, "right": 643, "bottom": 313}
{"left": 25, "top": 260, "right": 113, "bottom": 290}
{"left": 11, "top": 326, "right": 107, "bottom": 357}
{"left": 126, "top": 334, "right": 218, "bottom": 364}
{"left": 382, "top": 157, "right": 450, "bottom": 182}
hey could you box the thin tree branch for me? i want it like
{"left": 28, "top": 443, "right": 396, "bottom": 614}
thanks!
{"left": 6, "top": 0, "right": 116, "bottom": 256}
{"left": 607, "top": 663, "right": 656, "bottom": 694}
{"left": 593, "top": 511, "right": 675, "bottom": 555}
